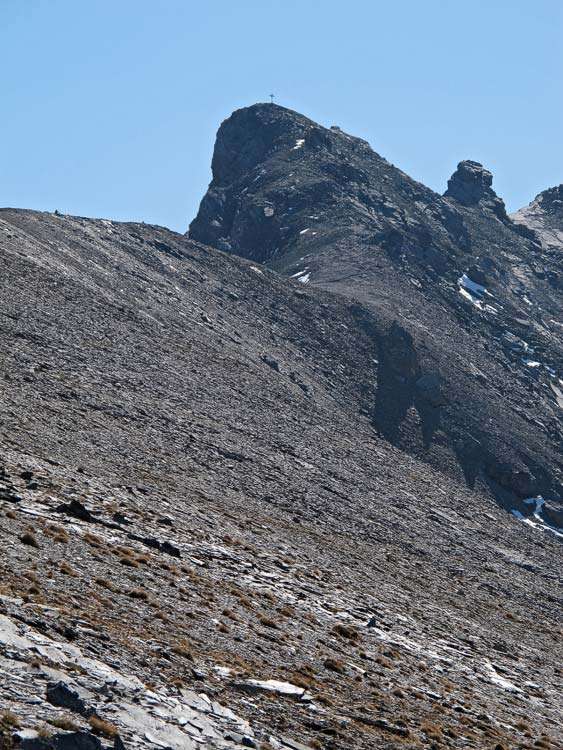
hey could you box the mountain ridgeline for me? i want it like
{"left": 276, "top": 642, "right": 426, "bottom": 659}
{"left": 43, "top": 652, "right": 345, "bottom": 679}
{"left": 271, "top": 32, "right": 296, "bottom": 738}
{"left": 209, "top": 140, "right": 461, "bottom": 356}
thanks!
{"left": 190, "top": 102, "right": 563, "bottom": 526}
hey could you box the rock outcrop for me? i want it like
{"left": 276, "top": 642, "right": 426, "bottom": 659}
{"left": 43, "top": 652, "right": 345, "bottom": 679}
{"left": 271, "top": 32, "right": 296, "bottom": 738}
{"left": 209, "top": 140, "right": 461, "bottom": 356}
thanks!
{"left": 444, "top": 159, "right": 507, "bottom": 219}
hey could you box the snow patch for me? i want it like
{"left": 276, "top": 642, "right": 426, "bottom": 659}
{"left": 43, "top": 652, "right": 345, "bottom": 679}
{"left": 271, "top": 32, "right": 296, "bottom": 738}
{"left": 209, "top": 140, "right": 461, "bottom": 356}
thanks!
{"left": 524, "top": 496, "right": 545, "bottom": 516}
{"left": 240, "top": 679, "right": 312, "bottom": 700}
{"left": 512, "top": 497, "right": 563, "bottom": 538}
{"left": 291, "top": 268, "right": 309, "bottom": 279}
{"left": 291, "top": 267, "right": 311, "bottom": 285}
{"left": 214, "top": 665, "right": 233, "bottom": 678}
{"left": 485, "top": 662, "right": 521, "bottom": 693}
{"left": 457, "top": 273, "right": 496, "bottom": 311}
{"left": 292, "top": 139, "right": 305, "bottom": 150}
{"left": 459, "top": 273, "right": 486, "bottom": 296}
{"left": 459, "top": 286, "right": 484, "bottom": 309}
{"left": 550, "top": 382, "right": 563, "bottom": 408}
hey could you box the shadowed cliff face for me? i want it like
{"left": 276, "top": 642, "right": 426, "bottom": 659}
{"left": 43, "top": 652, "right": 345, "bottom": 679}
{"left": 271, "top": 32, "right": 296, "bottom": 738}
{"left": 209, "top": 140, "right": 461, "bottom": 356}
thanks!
{"left": 191, "top": 104, "right": 563, "bottom": 512}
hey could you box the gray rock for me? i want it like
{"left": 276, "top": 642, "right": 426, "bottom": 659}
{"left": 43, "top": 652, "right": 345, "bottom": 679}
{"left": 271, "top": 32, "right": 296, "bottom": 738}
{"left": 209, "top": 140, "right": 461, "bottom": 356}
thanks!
{"left": 55, "top": 499, "right": 96, "bottom": 523}
{"left": 46, "top": 681, "right": 93, "bottom": 716}
{"left": 19, "top": 733, "right": 103, "bottom": 750}
{"left": 261, "top": 354, "right": 281, "bottom": 372}
{"left": 542, "top": 502, "right": 563, "bottom": 529}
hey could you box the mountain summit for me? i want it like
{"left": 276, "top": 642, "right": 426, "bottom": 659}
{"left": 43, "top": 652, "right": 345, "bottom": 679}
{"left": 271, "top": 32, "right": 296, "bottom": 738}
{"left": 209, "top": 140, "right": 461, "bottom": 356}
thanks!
{"left": 191, "top": 103, "right": 563, "bottom": 521}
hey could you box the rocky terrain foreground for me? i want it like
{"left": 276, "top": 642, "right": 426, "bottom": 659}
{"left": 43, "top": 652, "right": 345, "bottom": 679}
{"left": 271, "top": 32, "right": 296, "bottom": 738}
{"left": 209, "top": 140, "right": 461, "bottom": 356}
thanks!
{"left": 0, "top": 105, "right": 562, "bottom": 750}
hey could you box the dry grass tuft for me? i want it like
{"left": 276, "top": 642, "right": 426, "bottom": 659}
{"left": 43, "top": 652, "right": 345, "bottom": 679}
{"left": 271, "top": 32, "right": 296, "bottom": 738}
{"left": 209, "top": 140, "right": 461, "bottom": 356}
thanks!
{"left": 323, "top": 657, "right": 345, "bottom": 673}
{"left": 49, "top": 716, "right": 80, "bottom": 731}
{"left": 35, "top": 726, "right": 53, "bottom": 740}
{"left": 88, "top": 715, "right": 118, "bottom": 738}
{"left": 332, "top": 623, "right": 359, "bottom": 641}
{"left": 20, "top": 531, "right": 39, "bottom": 548}
{"left": 94, "top": 577, "right": 115, "bottom": 591}
{"left": 171, "top": 639, "right": 194, "bottom": 660}
{"left": 84, "top": 532, "right": 104, "bottom": 547}
{"left": 60, "top": 561, "right": 78, "bottom": 577}
{"left": 1, "top": 711, "right": 21, "bottom": 729}
{"left": 128, "top": 588, "right": 148, "bottom": 600}
{"left": 259, "top": 616, "right": 279, "bottom": 629}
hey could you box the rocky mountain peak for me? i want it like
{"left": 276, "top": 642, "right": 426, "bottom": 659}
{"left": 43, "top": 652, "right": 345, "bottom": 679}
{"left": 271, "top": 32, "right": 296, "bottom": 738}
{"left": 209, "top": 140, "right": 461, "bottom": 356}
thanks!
{"left": 444, "top": 159, "right": 507, "bottom": 218}
{"left": 209, "top": 103, "right": 316, "bottom": 186}
{"left": 189, "top": 102, "right": 381, "bottom": 258}
{"left": 539, "top": 182, "right": 563, "bottom": 204}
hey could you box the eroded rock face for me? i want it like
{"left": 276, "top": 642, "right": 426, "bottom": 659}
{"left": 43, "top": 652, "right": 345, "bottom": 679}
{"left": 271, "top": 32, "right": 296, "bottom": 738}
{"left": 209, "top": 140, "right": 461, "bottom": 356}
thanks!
{"left": 190, "top": 105, "right": 332, "bottom": 262}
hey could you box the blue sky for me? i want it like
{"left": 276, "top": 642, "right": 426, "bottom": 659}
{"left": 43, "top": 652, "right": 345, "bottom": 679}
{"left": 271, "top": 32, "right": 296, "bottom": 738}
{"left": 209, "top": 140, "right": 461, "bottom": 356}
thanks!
{"left": 1, "top": 0, "right": 561, "bottom": 231}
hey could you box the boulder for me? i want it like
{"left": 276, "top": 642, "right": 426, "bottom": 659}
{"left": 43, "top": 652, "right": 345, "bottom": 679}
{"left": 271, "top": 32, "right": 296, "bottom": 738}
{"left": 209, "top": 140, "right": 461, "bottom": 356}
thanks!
{"left": 445, "top": 160, "right": 494, "bottom": 206}
{"left": 55, "top": 499, "right": 96, "bottom": 523}
{"left": 46, "top": 681, "right": 93, "bottom": 716}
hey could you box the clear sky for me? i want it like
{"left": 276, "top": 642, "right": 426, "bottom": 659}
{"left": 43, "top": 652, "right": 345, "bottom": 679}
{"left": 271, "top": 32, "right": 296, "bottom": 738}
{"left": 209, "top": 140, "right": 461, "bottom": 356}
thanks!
{"left": 2, "top": 0, "right": 562, "bottom": 232}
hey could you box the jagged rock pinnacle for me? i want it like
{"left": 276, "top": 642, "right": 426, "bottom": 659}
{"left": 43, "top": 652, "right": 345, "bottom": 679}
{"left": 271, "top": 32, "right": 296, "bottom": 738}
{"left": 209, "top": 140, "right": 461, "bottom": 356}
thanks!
{"left": 444, "top": 159, "right": 507, "bottom": 220}
{"left": 444, "top": 160, "right": 493, "bottom": 205}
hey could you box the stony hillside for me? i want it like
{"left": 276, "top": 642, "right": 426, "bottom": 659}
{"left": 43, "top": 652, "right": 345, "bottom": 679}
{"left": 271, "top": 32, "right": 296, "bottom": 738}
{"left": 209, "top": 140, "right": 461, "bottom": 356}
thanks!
{"left": 190, "top": 104, "right": 563, "bottom": 526}
{"left": 0, "top": 208, "right": 561, "bottom": 750}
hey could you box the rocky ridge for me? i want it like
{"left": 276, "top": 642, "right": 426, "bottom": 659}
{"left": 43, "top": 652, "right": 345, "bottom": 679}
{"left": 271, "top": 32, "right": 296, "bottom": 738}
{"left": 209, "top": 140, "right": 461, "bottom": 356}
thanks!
{"left": 513, "top": 184, "right": 563, "bottom": 254}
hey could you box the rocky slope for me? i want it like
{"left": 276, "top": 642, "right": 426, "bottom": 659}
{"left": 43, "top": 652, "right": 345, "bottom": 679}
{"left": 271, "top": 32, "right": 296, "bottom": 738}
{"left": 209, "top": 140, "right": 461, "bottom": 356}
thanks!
{"left": 0, "top": 208, "right": 561, "bottom": 750}
{"left": 190, "top": 104, "right": 563, "bottom": 526}
{"left": 513, "top": 184, "right": 563, "bottom": 254}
